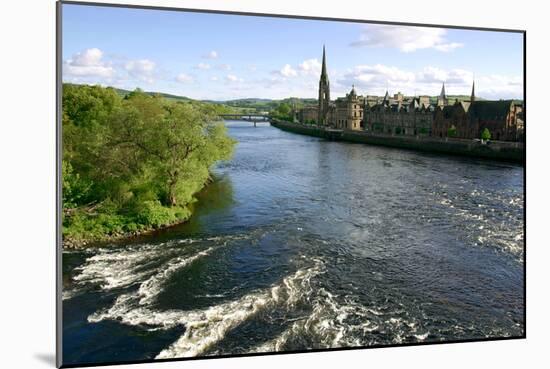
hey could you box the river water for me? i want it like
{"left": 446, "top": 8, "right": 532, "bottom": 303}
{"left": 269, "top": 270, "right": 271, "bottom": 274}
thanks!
{"left": 62, "top": 121, "right": 524, "bottom": 365}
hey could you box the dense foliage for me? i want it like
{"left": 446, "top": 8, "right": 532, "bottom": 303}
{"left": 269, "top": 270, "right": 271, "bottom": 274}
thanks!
{"left": 447, "top": 125, "right": 457, "bottom": 138}
{"left": 270, "top": 102, "right": 295, "bottom": 122}
{"left": 62, "top": 84, "right": 236, "bottom": 244}
{"left": 481, "top": 128, "right": 492, "bottom": 141}
{"left": 223, "top": 97, "right": 316, "bottom": 115}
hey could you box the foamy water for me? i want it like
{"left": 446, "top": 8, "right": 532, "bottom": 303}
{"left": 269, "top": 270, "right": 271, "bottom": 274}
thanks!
{"left": 62, "top": 122, "right": 524, "bottom": 365}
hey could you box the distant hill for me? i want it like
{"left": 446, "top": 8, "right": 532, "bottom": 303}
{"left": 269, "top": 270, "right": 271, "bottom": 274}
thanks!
{"left": 112, "top": 87, "right": 193, "bottom": 102}
{"left": 215, "top": 97, "right": 318, "bottom": 114}
{"left": 64, "top": 84, "right": 521, "bottom": 115}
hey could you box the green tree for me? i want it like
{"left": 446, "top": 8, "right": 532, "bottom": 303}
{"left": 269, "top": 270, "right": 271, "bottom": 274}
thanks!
{"left": 481, "top": 128, "right": 491, "bottom": 141}
{"left": 447, "top": 125, "right": 457, "bottom": 138}
{"left": 270, "top": 102, "right": 293, "bottom": 122}
{"left": 61, "top": 84, "right": 236, "bottom": 243}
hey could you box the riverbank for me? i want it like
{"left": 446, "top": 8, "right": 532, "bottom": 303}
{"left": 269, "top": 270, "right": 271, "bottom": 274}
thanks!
{"left": 61, "top": 85, "right": 237, "bottom": 249}
{"left": 62, "top": 215, "right": 191, "bottom": 249}
{"left": 271, "top": 120, "right": 525, "bottom": 163}
{"left": 63, "top": 204, "right": 196, "bottom": 249}
{"left": 62, "top": 178, "right": 212, "bottom": 249}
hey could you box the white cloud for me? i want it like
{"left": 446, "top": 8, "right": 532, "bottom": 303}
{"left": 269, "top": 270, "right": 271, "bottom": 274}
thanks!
{"left": 350, "top": 25, "right": 463, "bottom": 53}
{"left": 225, "top": 74, "right": 243, "bottom": 83}
{"left": 340, "top": 64, "right": 415, "bottom": 91}
{"left": 203, "top": 50, "right": 218, "bottom": 59}
{"left": 195, "top": 62, "right": 211, "bottom": 70}
{"left": 125, "top": 59, "right": 156, "bottom": 83}
{"left": 433, "top": 42, "right": 464, "bottom": 52}
{"left": 337, "top": 63, "right": 521, "bottom": 99}
{"left": 272, "top": 64, "right": 298, "bottom": 78}
{"left": 476, "top": 75, "right": 523, "bottom": 100}
{"left": 63, "top": 48, "right": 115, "bottom": 78}
{"left": 217, "top": 64, "right": 232, "bottom": 71}
{"left": 281, "top": 64, "right": 298, "bottom": 77}
{"left": 416, "top": 66, "right": 473, "bottom": 85}
{"left": 175, "top": 73, "right": 193, "bottom": 83}
{"left": 298, "top": 58, "right": 322, "bottom": 75}
{"left": 210, "top": 76, "right": 219, "bottom": 81}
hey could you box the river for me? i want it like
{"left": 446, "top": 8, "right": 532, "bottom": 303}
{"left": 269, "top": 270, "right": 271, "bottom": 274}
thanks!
{"left": 62, "top": 121, "right": 524, "bottom": 365}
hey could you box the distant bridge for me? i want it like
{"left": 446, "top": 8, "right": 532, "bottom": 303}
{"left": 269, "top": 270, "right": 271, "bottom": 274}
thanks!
{"left": 219, "top": 114, "right": 271, "bottom": 127}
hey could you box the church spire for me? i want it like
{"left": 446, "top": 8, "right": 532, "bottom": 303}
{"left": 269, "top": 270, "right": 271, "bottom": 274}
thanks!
{"left": 440, "top": 82, "right": 446, "bottom": 99}
{"left": 321, "top": 44, "right": 328, "bottom": 81}
{"left": 318, "top": 45, "right": 330, "bottom": 126}
{"left": 470, "top": 80, "right": 475, "bottom": 103}
{"left": 437, "top": 82, "right": 447, "bottom": 107}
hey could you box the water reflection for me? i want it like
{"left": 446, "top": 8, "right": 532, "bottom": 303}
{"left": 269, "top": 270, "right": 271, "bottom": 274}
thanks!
{"left": 62, "top": 121, "right": 524, "bottom": 366}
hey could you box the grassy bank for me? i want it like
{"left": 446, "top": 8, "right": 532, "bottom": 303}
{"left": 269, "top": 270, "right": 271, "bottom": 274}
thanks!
{"left": 62, "top": 84, "right": 236, "bottom": 248}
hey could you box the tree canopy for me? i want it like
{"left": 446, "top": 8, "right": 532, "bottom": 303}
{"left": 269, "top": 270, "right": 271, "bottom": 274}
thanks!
{"left": 270, "top": 102, "right": 294, "bottom": 122}
{"left": 481, "top": 128, "right": 492, "bottom": 141}
{"left": 447, "top": 125, "right": 457, "bottom": 138}
{"left": 62, "top": 84, "right": 236, "bottom": 244}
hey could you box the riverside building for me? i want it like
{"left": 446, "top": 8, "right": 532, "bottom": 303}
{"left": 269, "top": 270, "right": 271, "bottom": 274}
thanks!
{"left": 298, "top": 47, "right": 524, "bottom": 142}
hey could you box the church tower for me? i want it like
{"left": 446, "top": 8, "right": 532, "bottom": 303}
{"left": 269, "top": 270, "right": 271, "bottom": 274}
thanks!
{"left": 470, "top": 80, "right": 475, "bottom": 103}
{"left": 318, "top": 45, "right": 331, "bottom": 125}
{"left": 437, "top": 82, "right": 448, "bottom": 107}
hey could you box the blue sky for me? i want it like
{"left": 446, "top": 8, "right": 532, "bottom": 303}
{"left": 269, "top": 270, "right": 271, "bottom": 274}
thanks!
{"left": 62, "top": 3, "right": 524, "bottom": 100}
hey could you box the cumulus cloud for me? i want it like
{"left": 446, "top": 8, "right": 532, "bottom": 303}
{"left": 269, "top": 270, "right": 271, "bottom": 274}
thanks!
{"left": 350, "top": 25, "right": 463, "bottom": 53}
{"left": 125, "top": 59, "right": 156, "bottom": 83}
{"left": 338, "top": 63, "right": 521, "bottom": 98}
{"left": 476, "top": 75, "right": 523, "bottom": 100}
{"left": 298, "top": 58, "right": 322, "bottom": 75}
{"left": 273, "top": 60, "right": 324, "bottom": 79}
{"left": 225, "top": 74, "right": 243, "bottom": 83}
{"left": 217, "top": 64, "right": 232, "bottom": 71}
{"left": 416, "top": 67, "right": 473, "bottom": 84}
{"left": 63, "top": 48, "right": 115, "bottom": 78}
{"left": 203, "top": 50, "right": 218, "bottom": 59}
{"left": 278, "top": 64, "right": 298, "bottom": 78}
{"left": 339, "top": 64, "right": 415, "bottom": 90}
{"left": 175, "top": 73, "right": 193, "bottom": 83}
{"left": 195, "top": 62, "right": 211, "bottom": 70}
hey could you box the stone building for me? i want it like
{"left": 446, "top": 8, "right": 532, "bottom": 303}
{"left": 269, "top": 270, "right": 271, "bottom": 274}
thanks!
{"left": 298, "top": 46, "right": 524, "bottom": 142}
{"left": 333, "top": 86, "right": 363, "bottom": 130}
{"left": 298, "top": 106, "right": 318, "bottom": 124}
{"left": 432, "top": 82, "right": 525, "bottom": 141}
{"left": 363, "top": 93, "right": 434, "bottom": 136}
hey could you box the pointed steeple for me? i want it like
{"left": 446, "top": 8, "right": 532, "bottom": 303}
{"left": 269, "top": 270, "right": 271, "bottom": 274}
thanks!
{"left": 318, "top": 45, "right": 330, "bottom": 126}
{"left": 470, "top": 80, "right": 475, "bottom": 103}
{"left": 437, "top": 82, "right": 447, "bottom": 107}
{"left": 321, "top": 44, "right": 328, "bottom": 81}
{"left": 382, "top": 90, "right": 390, "bottom": 107}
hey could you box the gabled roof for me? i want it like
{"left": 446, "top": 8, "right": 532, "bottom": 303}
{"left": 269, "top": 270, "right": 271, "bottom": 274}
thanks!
{"left": 459, "top": 101, "right": 471, "bottom": 113}
{"left": 409, "top": 98, "right": 420, "bottom": 110}
{"left": 469, "top": 100, "right": 513, "bottom": 120}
